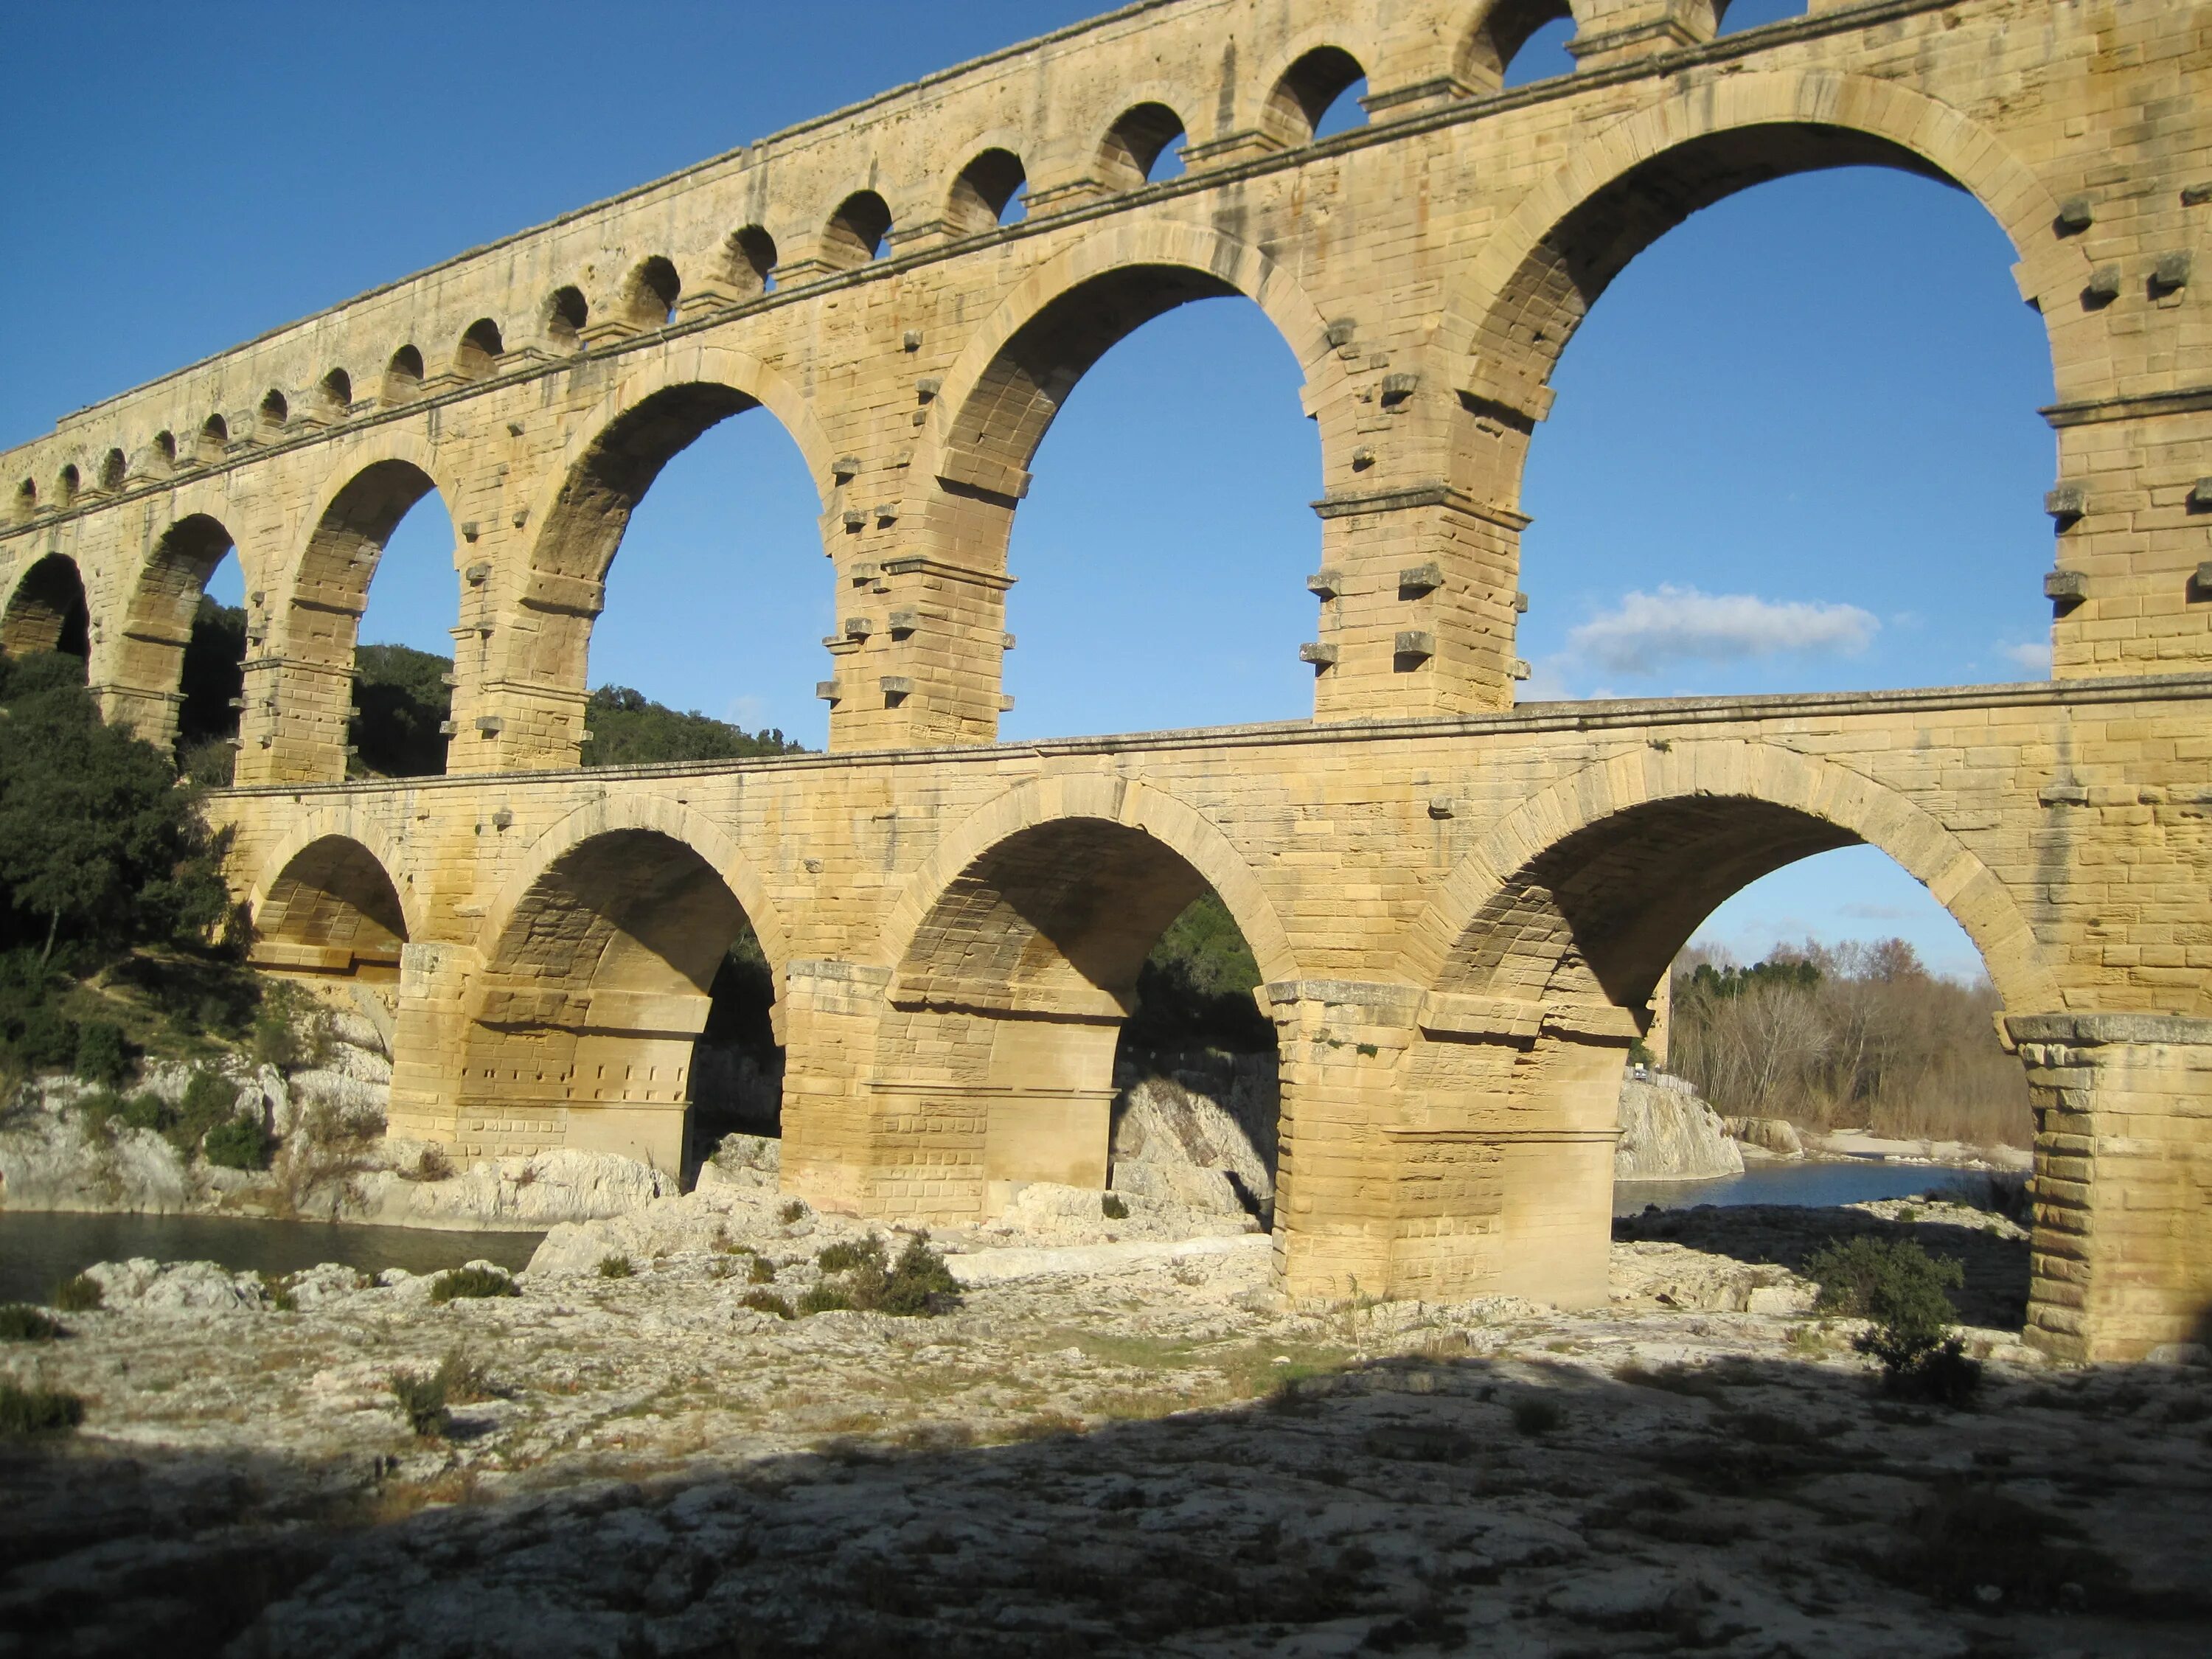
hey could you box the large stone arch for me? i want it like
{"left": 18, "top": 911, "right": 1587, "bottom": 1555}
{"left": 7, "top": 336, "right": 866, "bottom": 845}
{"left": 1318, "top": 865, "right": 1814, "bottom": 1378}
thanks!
{"left": 879, "top": 772, "right": 1298, "bottom": 991}
{"left": 1401, "top": 738, "right": 2059, "bottom": 1016}
{"left": 244, "top": 808, "right": 422, "bottom": 944}
{"left": 487, "top": 344, "right": 833, "bottom": 734}
{"left": 105, "top": 508, "right": 243, "bottom": 750}
{"left": 460, "top": 799, "right": 791, "bottom": 1170}
{"left": 245, "top": 822, "right": 416, "bottom": 982}
{"left": 1451, "top": 69, "right": 2098, "bottom": 432}
{"left": 2, "top": 552, "right": 89, "bottom": 659}
{"left": 914, "top": 218, "right": 1345, "bottom": 508}
{"left": 480, "top": 793, "right": 791, "bottom": 993}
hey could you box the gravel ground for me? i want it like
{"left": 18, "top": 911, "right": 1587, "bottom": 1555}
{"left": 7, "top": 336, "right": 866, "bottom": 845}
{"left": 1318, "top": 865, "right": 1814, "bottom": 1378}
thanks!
{"left": 1, "top": 1196, "right": 2207, "bottom": 1658}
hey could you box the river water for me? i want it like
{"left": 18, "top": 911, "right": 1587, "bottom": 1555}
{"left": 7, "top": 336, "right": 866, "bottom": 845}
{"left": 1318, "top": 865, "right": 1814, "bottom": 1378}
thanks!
{"left": 0, "top": 1159, "right": 1995, "bottom": 1304}
{"left": 1613, "top": 1158, "right": 1994, "bottom": 1217}
{"left": 0, "top": 1211, "right": 542, "bottom": 1307}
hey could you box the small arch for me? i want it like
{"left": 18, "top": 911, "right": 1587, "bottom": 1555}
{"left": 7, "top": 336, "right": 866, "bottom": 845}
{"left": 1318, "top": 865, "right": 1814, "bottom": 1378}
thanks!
{"left": 248, "top": 835, "right": 409, "bottom": 983}
{"left": 115, "top": 512, "right": 238, "bottom": 747}
{"left": 319, "top": 368, "right": 353, "bottom": 414}
{"left": 1461, "top": 0, "right": 1576, "bottom": 91}
{"left": 1265, "top": 46, "right": 1367, "bottom": 143}
{"left": 55, "top": 465, "right": 80, "bottom": 507}
{"left": 949, "top": 148, "right": 1027, "bottom": 235}
{"left": 3, "top": 553, "right": 90, "bottom": 659}
{"left": 384, "top": 344, "right": 424, "bottom": 403}
{"left": 823, "top": 191, "right": 893, "bottom": 269}
{"left": 546, "top": 285, "right": 588, "bottom": 345}
{"left": 259, "top": 389, "right": 289, "bottom": 432}
{"left": 153, "top": 431, "right": 177, "bottom": 468}
{"left": 625, "top": 257, "right": 682, "bottom": 327}
{"left": 10, "top": 479, "right": 32, "bottom": 522}
{"left": 98, "top": 448, "right": 127, "bottom": 491}
{"left": 456, "top": 318, "right": 504, "bottom": 378}
{"left": 729, "top": 225, "right": 777, "bottom": 294}
{"left": 198, "top": 415, "right": 229, "bottom": 461}
{"left": 1097, "top": 103, "right": 1186, "bottom": 192}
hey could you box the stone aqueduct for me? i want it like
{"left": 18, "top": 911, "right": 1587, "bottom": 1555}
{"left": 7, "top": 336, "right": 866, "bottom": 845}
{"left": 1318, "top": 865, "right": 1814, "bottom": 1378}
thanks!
{"left": 2, "top": 0, "right": 2208, "bottom": 1360}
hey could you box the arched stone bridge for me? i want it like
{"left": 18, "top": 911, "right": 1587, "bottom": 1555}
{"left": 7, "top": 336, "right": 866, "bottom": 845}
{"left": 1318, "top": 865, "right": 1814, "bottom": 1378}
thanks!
{"left": 5, "top": 0, "right": 2208, "bottom": 1362}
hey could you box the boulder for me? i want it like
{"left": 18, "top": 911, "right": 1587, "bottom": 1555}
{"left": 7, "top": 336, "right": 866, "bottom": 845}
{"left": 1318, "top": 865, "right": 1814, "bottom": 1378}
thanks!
{"left": 1110, "top": 1075, "right": 1273, "bottom": 1213}
{"left": 1615, "top": 1076, "right": 1744, "bottom": 1181}
{"left": 84, "top": 1257, "right": 267, "bottom": 1312}
{"left": 1725, "top": 1116, "right": 1806, "bottom": 1158}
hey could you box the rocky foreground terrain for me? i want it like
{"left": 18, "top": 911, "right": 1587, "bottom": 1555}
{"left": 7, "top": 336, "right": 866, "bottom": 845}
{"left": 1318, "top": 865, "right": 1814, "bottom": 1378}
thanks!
{"left": 1, "top": 1180, "right": 2207, "bottom": 1659}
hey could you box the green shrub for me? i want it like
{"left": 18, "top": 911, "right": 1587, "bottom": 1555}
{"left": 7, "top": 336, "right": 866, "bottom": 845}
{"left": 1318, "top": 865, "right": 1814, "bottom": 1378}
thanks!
{"left": 746, "top": 1256, "right": 777, "bottom": 1285}
{"left": 806, "top": 1231, "right": 961, "bottom": 1318}
{"left": 432, "top": 1347, "right": 496, "bottom": 1404}
{"left": 75, "top": 1089, "right": 127, "bottom": 1133}
{"left": 740, "top": 1290, "right": 796, "bottom": 1320}
{"left": 428, "top": 1265, "right": 519, "bottom": 1304}
{"left": 778, "top": 1199, "right": 807, "bottom": 1224}
{"left": 0, "top": 1304, "right": 64, "bottom": 1341}
{"left": 119, "top": 1091, "right": 170, "bottom": 1133}
{"left": 202, "top": 1114, "right": 271, "bottom": 1170}
{"left": 389, "top": 1368, "right": 450, "bottom": 1439}
{"left": 1804, "top": 1236, "right": 1981, "bottom": 1404}
{"left": 72, "top": 1020, "right": 130, "bottom": 1086}
{"left": 0, "top": 1382, "right": 84, "bottom": 1436}
{"left": 815, "top": 1237, "right": 882, "bottom": 1276}
{"left": 15, "top": 1006, "right": 78, "bottom": 1070}
{"left": 1512, "top": 1399, "right": 1565, "bottom": 1436}
{"left": 52, "top": 1273, "right": 102, "bottom": 1312}
{"left": 251, "top": 981, "right": 329, "bottom": 1073}
{"left": 596, "top": 1254, "right": 634, "bottom": 1280}
{"left": 156, "top": 1068, "right": 241, "bottom": 1158}
{"left": 1102, "top": 1194, "right": 1130, "bottom": 1220}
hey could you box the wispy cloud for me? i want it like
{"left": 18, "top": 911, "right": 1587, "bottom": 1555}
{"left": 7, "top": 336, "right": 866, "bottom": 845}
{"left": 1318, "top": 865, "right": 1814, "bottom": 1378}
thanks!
{"left": 1997, "top": 639, "right": 2052, "bottom": 675}
{"left": 1566, "top": 585, "right": 1879, "bottom": 675}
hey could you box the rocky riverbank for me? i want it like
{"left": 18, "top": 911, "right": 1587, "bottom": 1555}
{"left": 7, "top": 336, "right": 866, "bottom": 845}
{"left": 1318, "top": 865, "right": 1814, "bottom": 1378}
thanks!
{"left": 3, "top": 1191, "right": 2206, "bottom": 1657}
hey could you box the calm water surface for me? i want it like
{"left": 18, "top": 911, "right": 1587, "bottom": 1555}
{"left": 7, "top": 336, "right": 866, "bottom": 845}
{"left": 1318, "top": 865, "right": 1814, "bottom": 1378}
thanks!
{"left": 0, "top": 1211, "right": 543, "bottom": 1306}
{"left": 1614, "top": 1158, "right": 1992, "bottom": 1217}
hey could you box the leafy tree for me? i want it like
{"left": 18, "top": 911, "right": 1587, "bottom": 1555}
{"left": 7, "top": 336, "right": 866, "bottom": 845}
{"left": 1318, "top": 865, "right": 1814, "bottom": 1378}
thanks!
{"left": 582, "top": 684, "right": 805, "bottom": 766}
{"left": 349, "top": 643, "right": 451, "bottom": 778}
{"left": 0, "top": 653, "right": 229, "bottom": 962}
{"left": 1123, "top": 891, "right": 1273, "bottom": 1054}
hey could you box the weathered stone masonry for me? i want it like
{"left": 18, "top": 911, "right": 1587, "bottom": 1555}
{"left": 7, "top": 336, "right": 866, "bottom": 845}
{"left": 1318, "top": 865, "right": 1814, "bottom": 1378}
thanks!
{"left": 5, "top": 0, "right": 2210, "bottom": 1361}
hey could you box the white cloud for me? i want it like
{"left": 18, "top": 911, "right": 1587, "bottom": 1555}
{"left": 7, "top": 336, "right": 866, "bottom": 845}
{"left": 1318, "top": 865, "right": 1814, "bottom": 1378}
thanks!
{"left": 1565, "top": 585, "right": 1879, "bottom": 676}
{"left": 1997, "top": 639, "right": 2052, "bottom": 675}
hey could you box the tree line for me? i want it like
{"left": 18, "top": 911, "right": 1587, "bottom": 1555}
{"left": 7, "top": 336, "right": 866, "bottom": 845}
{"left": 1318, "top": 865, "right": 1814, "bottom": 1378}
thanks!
{"left": 1664, "top": 939, "right": 2030, "bottom": 1148}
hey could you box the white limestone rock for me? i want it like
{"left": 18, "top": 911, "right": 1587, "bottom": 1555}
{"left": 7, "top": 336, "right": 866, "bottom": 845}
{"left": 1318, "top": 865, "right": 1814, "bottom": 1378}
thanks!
{"left": 1615, "top": 1075, "right": 1745, "bottom": 1181}
{"left": 1725, "top": 1116, "right": 1806, "bottom": 1158}
{"left": 365, "top": 1147, "right": 673, "bottom": 1231}
{"left": 84, "top": 1256, "right": 268, "bottom": 1312}
{"left": 0, "top": 1110, "right": 192, "bottom": 1214}
{"left": 1110, "top": 1075, "right": 1273, "bottom": 1211}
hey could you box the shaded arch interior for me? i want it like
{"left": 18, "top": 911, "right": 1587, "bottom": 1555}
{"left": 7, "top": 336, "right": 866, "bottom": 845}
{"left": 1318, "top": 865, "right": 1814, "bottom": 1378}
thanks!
{"left": 1463, "top": 0, "right": 1575, "bottom": 90}
{"left": 120, "top": 514, "right": 236, "bottom": 694}
{"left": 463, "top": 830, "right": 769, "bottom": 1165}
{"left": 1440, "top": 796, "right": 1894, "bottom": 1018}
{"left": 251, "top": 835, "right": 408, "bottom": 980}
{"left": 3, "top": 554, "right": 89, "bottom": 659}
{"left": 1266, "top": 46, "right": 1366, "bottom": 142}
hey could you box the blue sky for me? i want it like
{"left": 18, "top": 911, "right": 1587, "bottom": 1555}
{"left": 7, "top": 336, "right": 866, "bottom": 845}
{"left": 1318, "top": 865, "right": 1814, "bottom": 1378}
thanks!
{"left": 1, "top": 1, "right": 2044, "bottom": 981}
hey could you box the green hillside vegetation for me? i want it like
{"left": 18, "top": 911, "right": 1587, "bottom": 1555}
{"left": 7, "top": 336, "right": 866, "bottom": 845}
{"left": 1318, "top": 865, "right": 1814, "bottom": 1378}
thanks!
{"left": 1124, "top": 891, "right": 1273, "bottom": 1054}
{"left": 580, "top": 686, "right": 804, "bottom": 766}
{"left": 350, "top": 644, "right": 451, "bottom": 779}
{"left": 0, "top": 650, "right": 257, "bottom": 1088}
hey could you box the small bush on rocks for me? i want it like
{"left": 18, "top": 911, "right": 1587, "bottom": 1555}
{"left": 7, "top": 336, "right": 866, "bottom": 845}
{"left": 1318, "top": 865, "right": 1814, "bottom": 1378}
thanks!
{"left": 72, "top": 1020, "right": 130, "bottom": 1086}
{"left": 1102, "top": 1194, "right": 1129, "bottom": 1220}
{"left": 434, "top": 1347, "right": 497, "bottom": 1404}
{"left": 52, "top": 1273, "right": 102, "bottom": 1313}
{"left": 203, "top": 1113, "right": 271, "bottom": 1170}
{"left": 807, "top": 1232, "right": 961, "bottom": 1318}
{"left": 169, "top": 1068, "right": 240, "bottom": 1156}
{"left": 0, "top": 1304, "right": 64, "bottom": 1341}
{"left": 428, "top": 1265, "right": 519, "bottom": 1304}
{"left": 747, "top": 1256, "right": 777, "bottom": 1284}
{"left": 0, "top": 1382, "right": 84, "bottom": 1436}
{"left": 741, "top": 1290, "right": 796, "bottom": 1320}
{"left": 1513, "top": 1399, "right": 1565, "bottom": 1436}
{"left": 403, "top": 1144, "right": 454, "bottom": 1183}
{"left": 596, "top": 1254, "right": 634, "bottom": 1280}
{"left": 389, "top": 1368, "right": 451, "bottom": 1439}
{"left": 1804, "top": 1236, "right": 1981, "bottom": 1404}
{"left": 778, "top": 1199, "right": 807, "bottom": 1224}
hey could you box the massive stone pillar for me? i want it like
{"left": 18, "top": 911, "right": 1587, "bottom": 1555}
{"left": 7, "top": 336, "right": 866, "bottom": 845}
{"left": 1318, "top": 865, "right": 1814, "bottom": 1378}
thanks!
{"left": 2010, "top": 1013, "right": 2212, "bottom": 1363}
{"left": 386, "top": 942, "right": 481, "bottom": 1146}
